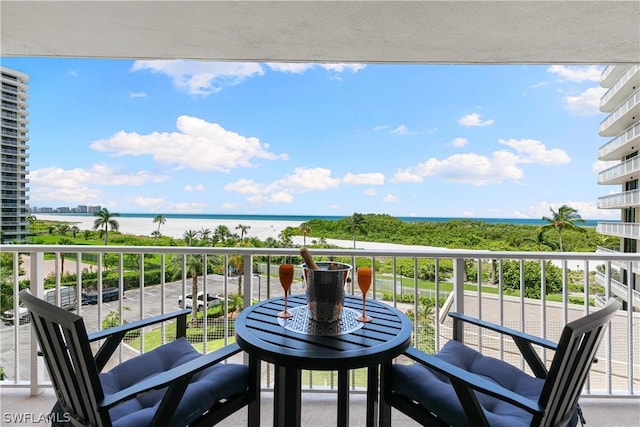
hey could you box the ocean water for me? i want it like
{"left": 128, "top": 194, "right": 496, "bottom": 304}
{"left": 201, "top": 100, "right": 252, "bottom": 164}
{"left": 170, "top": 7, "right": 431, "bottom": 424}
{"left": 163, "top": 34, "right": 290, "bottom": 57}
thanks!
{"left": 50, "top": 213, "right": 600, "bottom": 227}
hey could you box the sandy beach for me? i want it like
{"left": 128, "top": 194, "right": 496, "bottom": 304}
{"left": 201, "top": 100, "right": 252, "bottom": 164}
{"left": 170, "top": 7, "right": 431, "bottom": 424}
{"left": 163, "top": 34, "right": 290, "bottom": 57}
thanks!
{"left": 33, "top": 214, "right": 597, "bottom": 271}
{"left": 36, "top": 214, "right": 303, "bottom": 241}
{"left": 35, "top": 214, "right": 450, "bottom": 252}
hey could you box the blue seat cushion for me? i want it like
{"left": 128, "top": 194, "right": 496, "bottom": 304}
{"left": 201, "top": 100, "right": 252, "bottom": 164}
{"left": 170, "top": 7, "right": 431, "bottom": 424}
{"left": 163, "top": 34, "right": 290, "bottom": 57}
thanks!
{"left": 100, "top": 337, "right": 248, "bottom": 427}
{"left": 390, "top": 340, "right": 545, "bottom": 427}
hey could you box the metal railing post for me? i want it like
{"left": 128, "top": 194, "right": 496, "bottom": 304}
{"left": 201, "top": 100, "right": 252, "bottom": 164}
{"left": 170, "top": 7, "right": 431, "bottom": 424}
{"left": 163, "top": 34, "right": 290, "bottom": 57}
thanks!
{"left": 452, "top": 257, "right": 465, "bottom": 341}
{"left": 29, "top": 251, "right": 45, "bottom": 396}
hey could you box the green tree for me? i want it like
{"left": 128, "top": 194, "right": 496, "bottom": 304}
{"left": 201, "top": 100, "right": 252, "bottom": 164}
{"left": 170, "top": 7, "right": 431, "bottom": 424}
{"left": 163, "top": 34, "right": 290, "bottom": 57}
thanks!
{"left": 70, "top": 225, "right": 80, "bottom": 238}
{"left": 169, "top": 232, "right": 222, "bottom": 318}
{"left": 299, "top": 222, "right": 311, "bottom": 246}
{"left": 57, "top": 224, "right": 70, "bottom": 236}
{"left": 501, "top": 260, "right": 562, "bottom": 298}
{"left": 152, "top": 214, "right": 166, "bottom": 245}
{"left": 235, "top": 224, "right": 250, "bottom": 240}
{"left": 346, "top": 212, "right": 367, "bottom": 249}
{"left": 93, "top": 208, "right": 120, "bottom": 245}
{"left": 213, "top": 225, "right": 231, "bottom": 244}
{"left": 538, "top": 205, "right": 586, "bottom": 252}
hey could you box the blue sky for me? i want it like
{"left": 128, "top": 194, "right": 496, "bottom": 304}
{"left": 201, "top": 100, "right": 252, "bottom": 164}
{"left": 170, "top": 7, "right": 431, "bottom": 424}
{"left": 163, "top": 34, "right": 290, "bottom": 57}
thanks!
{"left": 2, "top": 58, "right": 617, "bottom": 220}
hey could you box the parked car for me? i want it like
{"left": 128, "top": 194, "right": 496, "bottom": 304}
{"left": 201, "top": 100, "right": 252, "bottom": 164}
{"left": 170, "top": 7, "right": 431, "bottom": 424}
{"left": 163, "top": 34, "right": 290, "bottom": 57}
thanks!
{"left": 2, "top": 286, "right": 76, "bottom": 324}
{"left": 178, "top": 292, "right": 222, "bottom": 311}
{"left": 1, "top": 304, "right": 29, "bottom": 325}
{"left": 82, "top": 287, "right": 120, "bottom": 305}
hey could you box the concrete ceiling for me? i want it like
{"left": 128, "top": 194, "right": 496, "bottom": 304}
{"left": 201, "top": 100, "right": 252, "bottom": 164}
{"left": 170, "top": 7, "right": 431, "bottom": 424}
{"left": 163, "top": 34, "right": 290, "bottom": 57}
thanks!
{"left": 2, "top": 1, "right": 640, "bottom": 64}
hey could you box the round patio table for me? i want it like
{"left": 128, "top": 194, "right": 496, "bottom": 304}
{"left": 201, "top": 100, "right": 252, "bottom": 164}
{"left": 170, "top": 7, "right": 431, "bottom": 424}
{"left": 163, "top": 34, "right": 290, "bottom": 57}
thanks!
{"left": 235, "top": 293, "right": 412, "bottom": 427}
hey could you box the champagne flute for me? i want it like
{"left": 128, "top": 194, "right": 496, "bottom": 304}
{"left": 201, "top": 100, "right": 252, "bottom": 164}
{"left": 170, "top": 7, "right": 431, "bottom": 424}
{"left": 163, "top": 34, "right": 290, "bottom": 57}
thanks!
{"left": 356, "top": 267, "right": 372, "bottom": 322}
{"left": 278, "top": 264, "right": 294, "bottom": 318}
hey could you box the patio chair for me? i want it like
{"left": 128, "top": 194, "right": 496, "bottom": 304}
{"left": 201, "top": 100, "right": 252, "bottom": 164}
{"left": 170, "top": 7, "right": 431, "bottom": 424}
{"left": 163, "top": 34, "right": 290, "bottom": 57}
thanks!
{"left": 380, "top": 299, "right": 620, "bottom": 427}
{"left": 19, "top": 289, "right": 260, "bottom": 427}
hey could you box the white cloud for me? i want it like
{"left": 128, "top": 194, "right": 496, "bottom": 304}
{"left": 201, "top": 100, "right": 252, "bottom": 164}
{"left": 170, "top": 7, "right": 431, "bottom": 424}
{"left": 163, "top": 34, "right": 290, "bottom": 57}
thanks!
{"left": 342, "top": 172, "right": 385, "bottom": 185}
{"left": 563, "top": 86, "right": 607, "bottom": 116}
{"left": 224, "top": 179, "right": 265, "bottom": 195}
{"left": 498, "top": 139, "right": 571, "bottom": 164}
{"left": 382, "top": 194, "right": 398, "bottom": 203}
{"left": 171, "top": 202, "right": 208, "bottom": 212}
{"left": 373, "top": 125, "right": 389, "bottom": 132}
{"left": 131, "top": 60, "right": 265, "bottom": 97}
{"left": 266, "top": 62, "right": 365, "bottom": 75}
{"left": 363, "top": 188, "right": 377, "bottom": 196}
{"left": 391, "top": 124, "right": 409, "bottom": 135}
{"left": 91, "top": 115, "right": 288, "bottom": 172}
{"left": 592, "top": 160, "right": 618, "bottom": 173}
{"left": 129, "top": 91, "right": 147, "bottom": 98}
{"left": 523, "top": 201, "right": 616, "bottom": 220}
{"left": 266, "top": 63, "right": 315, "bottom": 73}
{"left": 227, "top": 167, "right": 384, "bottom": 205}
{"left": 28, "top": 164, "right": 168, "bottom": 204}
{"left": 132, "top": 196, "right": 165, "bottom": 208}
{"left": 547, "top": 65, "right": 603, "bottom": 83}
{"left": 225, "top": 167, "right": 341, "bottom": 204}
{"left": 459, "top": 113, "right": 494, "bottom": 127}
{"left": 390, "top": 169, "right": 424, "bottom": 183}
{"left": 392, "top": 138, "right": 570, "bottom": 186}
{"left": 221, "top": 202, "right": 240, "bottom": 210}
{"left": 320, "top": 64, "right": 366, "bottom": 73}
{"left": 450, "top": 137, "right": 468, "bottom": 147}
{"left": 184, "top": 183, "right": 205, "bottom": 192}
{"left": 407, "top": 151, "right": 524, "bottom": 185}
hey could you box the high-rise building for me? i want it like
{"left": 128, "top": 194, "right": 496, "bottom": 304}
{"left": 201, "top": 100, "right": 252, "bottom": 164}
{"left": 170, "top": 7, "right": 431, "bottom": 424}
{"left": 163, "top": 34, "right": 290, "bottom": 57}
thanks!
{"left": 597, "top": 65, "right": 640, "bottom": 309}
{"left": 1, "top": 67, "right": 30, "bottom": 243}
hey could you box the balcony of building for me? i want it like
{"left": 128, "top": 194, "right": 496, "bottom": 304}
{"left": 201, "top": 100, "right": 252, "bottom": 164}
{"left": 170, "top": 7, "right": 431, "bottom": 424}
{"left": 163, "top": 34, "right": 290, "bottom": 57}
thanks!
{"left": 0, "top": 245, "right": 638, "bottom": 426}
{"left": 597, "top": 156, "right": 639, "bottom": 185}
{"left": 601, "top": 66, "right": 629, "bottom": 88}
{"left": 599, "top": 90, "right": 640, "bottom": 137}
{"left": 600, "top": 66, "right": 640, "bottom": 112}
{"left": 599, "top": 121, "right": 640, "bottom": 161}
{"left": 597, "top": 190, "right": 640, "bottom": 209}
{"left": 597, "top": 221, "right": 640, "bottom": 240}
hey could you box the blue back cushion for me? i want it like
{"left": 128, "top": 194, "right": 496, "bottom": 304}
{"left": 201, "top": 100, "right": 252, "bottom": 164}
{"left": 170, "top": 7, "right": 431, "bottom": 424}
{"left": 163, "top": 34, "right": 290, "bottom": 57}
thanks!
{"left": 390, "top": 340, "right": 544, "bottom": 427}
{"left": 100, "top": 337, "right": 248, "bottom": 427}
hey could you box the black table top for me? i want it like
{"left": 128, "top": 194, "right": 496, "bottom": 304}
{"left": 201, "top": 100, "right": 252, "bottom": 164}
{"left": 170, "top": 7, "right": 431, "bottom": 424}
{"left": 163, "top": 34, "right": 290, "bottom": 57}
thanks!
{"left": 235, "top": 294, "right": 413, "bottom": 370}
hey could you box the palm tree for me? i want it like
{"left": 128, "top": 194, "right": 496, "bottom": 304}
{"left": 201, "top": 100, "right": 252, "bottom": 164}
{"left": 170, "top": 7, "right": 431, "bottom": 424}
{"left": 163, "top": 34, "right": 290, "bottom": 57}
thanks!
{"left": 57, "top": 224, "right": 70, "bottom": 236}
{"left": 346, "top": 213, "right": 366, "bottom": 249}
{"left": 538, "top": 205, "right": 586, "bottom": 252}
{"left": 152, "top": 214, "right": 166, "bottom": 245}
{"left": 170, "top": 232, "right": 222, "bottom": 318}
{"left": 236, "top": 224, "right": 250, "bottom": 240}
{"left": 213, "top": 225, "right": 231, "bottom": 243}
{"left": 299, "top": 222, "right": 311, "bottom": 246}
{"left": 70, "top": 226, "right": 80, "bottom": 238}
{"left": 93, "top": 208, "right": 120, "bottom": 245}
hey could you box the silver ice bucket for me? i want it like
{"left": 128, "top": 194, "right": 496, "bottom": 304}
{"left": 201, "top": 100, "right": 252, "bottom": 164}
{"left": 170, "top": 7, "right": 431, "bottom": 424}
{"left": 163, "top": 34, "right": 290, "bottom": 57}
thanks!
{"left": 302, "top": 261, "right": 352, "bottom": 322}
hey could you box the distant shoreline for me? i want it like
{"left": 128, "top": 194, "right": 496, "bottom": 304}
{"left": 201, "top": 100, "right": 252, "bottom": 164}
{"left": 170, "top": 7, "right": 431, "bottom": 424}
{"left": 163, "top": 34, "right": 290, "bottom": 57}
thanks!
{"left": 34, "top": 212, "right": 601, "bottom": 227}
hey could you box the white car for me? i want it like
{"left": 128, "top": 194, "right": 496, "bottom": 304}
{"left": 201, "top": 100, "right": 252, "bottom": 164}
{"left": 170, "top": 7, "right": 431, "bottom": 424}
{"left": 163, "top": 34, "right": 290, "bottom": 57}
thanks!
{"left": 178, "top": 292, "right": 222, "bottom": 311}
{"left": 2, "top": 304, "right": 29, "bottom": 325}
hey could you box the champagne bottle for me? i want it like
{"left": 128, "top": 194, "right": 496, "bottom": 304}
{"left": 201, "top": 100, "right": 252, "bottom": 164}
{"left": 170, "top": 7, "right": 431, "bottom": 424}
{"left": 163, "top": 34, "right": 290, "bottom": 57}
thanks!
{"left": 300, "top": 247, "right": 319, "bottom": 270}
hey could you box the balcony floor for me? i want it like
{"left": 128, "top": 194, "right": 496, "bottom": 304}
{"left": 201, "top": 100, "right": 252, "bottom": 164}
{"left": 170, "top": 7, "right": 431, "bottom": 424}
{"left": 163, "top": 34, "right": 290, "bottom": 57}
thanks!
{"left": 1, "top": 388, "right": 638, "bottom": 426}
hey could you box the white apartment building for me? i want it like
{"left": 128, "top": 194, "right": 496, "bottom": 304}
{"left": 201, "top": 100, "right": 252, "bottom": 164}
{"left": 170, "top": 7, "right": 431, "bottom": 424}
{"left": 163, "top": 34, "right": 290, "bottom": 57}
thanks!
{"left": 0, "top": 66, "right": 29, "bottom": 243}
{"left": 597, "top": 65, "right": 640, "bottom": 309}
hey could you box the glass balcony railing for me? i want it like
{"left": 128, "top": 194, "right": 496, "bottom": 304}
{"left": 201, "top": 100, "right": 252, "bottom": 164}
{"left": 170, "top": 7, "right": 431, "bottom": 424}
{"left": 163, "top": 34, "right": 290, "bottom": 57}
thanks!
{"left": 0, "top": 244, "right": 638, "bottom": 399}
